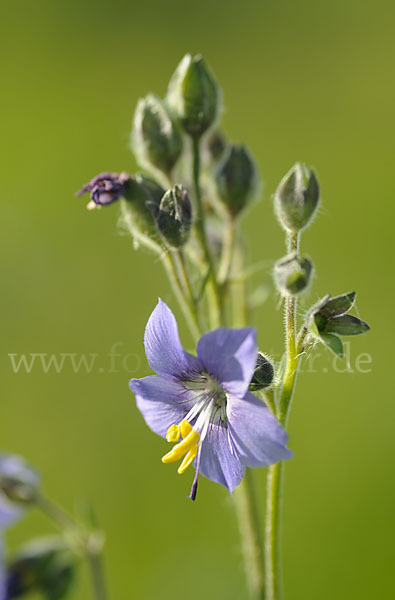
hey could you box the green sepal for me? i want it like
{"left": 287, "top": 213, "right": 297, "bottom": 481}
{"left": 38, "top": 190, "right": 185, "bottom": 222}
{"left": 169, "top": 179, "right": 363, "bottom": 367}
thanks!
{"left": 320, "top": 291, "right": 356, "bottom": 317}
{"left": 320, "top": 333, "right": 344, "bottom": 357}
{"left": 324, "top": 314, "right": 370, "bottom": 336}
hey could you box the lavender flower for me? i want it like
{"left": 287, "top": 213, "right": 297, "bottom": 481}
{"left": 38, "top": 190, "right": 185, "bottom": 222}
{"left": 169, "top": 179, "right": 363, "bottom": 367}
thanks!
{"left": 0, "top": 537, "right": 5, "bottom": 600}
{"left": 130, "top": 300, "right": 292, "bottom": 500}
{"left": 76, "top": 172, "right": 130, "bottom": 206}
{"left": 0, "top": 454, "right": 39, "bottom": 528}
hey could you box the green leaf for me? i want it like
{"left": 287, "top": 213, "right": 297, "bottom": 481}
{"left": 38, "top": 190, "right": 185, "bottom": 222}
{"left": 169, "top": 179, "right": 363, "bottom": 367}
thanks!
{"left": 320, "top": 333, "right": 344, "bottom": 357}
{"left": 321, "top": 291, "right": 356, "bottom": 317}
{"left": 325, "top": 315, "right": 370, "bottom": 336}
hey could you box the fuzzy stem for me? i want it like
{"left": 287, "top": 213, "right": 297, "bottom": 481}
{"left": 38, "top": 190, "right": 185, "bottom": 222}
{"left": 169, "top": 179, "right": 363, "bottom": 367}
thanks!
{"left": 265, "top": 230, "right": 301, "bottom": 600}
{"left": 191, "top": 135, "right": 222, "bottom": 328}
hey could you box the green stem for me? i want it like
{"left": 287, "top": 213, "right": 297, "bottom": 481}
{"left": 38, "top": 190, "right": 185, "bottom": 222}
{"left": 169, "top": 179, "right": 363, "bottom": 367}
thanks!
{"left": 231, "top": 240, "right": 248, "bottom": 328}
{"left": 265, "top": 231, "right": 301, "bottom": 600}
{"left": 36, "top": 495, "right": 109, "bottom": 600}
{"left": 87, "top": 544, "right": 108, "bottom": 600}
{"left": 191, "top": 135, "right": 222, "bottom": 328}
{"left": 218, "top": 217, "right": 236, "bottom": 284}
{"left": 234, "top": 470, "right": 265, "bottom": 600}
{"left": 161, "top": 252, "right": 201, "bottom": 341}
{"left": 226, "top": 255, "right": 264, "bottom": 599}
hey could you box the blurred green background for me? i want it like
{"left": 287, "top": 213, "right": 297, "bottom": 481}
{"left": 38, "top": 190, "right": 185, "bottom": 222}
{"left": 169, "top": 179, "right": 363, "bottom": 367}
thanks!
{"left": 1, "top": 0, "right": 393, "bottom": 598}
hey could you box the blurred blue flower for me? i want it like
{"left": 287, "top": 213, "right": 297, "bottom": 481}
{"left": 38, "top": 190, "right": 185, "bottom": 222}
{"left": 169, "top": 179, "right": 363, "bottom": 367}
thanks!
{"left": 0, "top": 536, "right": 6, "bottom": 600}
{"left": 0, "top": 454, "right": 39, "bottom": 529}
{"left": 130, "top": 300, "right": 292, "bottom": 500}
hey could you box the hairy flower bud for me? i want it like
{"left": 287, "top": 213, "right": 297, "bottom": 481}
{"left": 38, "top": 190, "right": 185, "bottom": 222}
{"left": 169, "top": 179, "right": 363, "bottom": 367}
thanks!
{"left": 215, "top": 144, "right": 257, "bottom": 218}
{"left": 156, "top": 185, "right": 192, "bottom": 248}
{"left": 274, "top": 254, "right": 313, "bottom": 296}
{"left": 167, "top": 54, "right": 220, "bottom": 138}
{"left": 249, "top": 353, "right": 274, "bottom": 391}
{"left": 5, "top": 537, "right": 75, "bottom": 599}
{"left": 206, "top": 130, "right": 227, "bottom": 162}
{"left": 274, "top": 163, "right": 320, "bottom": 232}
{"left": 121, "top": 175, "right": 165, "bottom": 239}
{"left": 132, "top": 94, "right": 183, "bottom": 176}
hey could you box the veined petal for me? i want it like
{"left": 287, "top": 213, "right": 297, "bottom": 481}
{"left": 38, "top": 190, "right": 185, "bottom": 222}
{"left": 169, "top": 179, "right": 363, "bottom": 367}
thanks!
{"left": 144, "top": 299, "right": 202, "bottom": 379}
{"left": 228, "top": 393, "right": 293, "bottom": 468}
{"left": 196, "top": 328, "right": 257, "bottom": 398}
{"left": 198, "top": 424, "right": 245, "bottom": 493}
{"left": 130, "top": 375, "right": 194, "bottom": 438}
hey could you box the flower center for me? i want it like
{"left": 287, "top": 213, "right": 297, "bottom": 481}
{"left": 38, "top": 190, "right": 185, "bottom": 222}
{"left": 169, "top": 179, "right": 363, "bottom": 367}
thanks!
{"left": 161, "top": 373, "right": 227, "bottom": 499}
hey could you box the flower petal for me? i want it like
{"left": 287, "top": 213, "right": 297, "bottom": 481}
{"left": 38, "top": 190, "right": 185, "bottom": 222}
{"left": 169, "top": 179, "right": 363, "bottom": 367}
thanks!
{"left": 144, "top": 299, "right": 202, "bottom": 379}
{"left": 130, "top": 375, "right": 194, "bottom": 438}
{"left": 198, "top": 424, "right": 245, "bottom": 493}
{"left": 228, "top": 393, "right": 293, "bottom": 467}
{"left": 0, "top": 495, "right": 22, "bottom": 529}
{"left": 196, "top": 328, "right": 257, "bottom": 397}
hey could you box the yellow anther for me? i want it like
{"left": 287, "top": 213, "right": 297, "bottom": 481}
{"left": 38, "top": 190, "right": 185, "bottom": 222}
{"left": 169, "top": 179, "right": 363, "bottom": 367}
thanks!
{"left": 166, "top": 424, "right": 180, "bottom": 443}
{"left": 180, "top": 420, "right": 192, "bottom": 438}
{"left": 177, "top": 444, "right": 198, "bottom": 474}
{"left": 161, "top": 429, "right": 200, "bottom": 464}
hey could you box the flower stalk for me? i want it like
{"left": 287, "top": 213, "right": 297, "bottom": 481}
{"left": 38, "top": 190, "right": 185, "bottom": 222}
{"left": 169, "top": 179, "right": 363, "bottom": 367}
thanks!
{"left": 36, "top": 494, "right": 109, "bottom": 600}
{"left": 192, "top": 135, "right": 222, "bottom": 328}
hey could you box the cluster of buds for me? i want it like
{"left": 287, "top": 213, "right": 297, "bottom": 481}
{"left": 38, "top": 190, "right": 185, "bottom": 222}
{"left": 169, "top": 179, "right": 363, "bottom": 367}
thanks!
{"left": 77, "top": 53, "right": 260, "bottom": 250}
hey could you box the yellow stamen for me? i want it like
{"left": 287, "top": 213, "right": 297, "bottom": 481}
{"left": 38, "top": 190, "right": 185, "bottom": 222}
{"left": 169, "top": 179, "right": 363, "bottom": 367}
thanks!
{"left": 180, "top": 420, "right": 192, "bottom": 438}
{"left": 177, "top": 444, "right": 198, "bottom": 474}
{"left": 166, "top": 424, "right": 180, "bottom": 443}
{"left": 161, "top": 429, "right": 200, "bottom": 464}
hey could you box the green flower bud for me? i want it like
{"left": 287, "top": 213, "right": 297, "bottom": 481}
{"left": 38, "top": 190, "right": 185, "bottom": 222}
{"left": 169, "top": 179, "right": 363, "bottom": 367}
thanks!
{"left": 132, "top": 94, "right": 183, "bottom": 176}
{"left": 6, "top": 537, "right": 75, "bottom": 599}
{"left": 274, "top": 163, "right": 320, "bottom": 233}
{"left": 167, "top": 54, "right": 221, "bottom": 138}
{"left": 206, "top": 130, "right": 227, "bottom": 161}
{"left": 121, "top": 175, "right": 165, "bottom": 239}
{"left": 274, "top": 254, "right": 313, "bottom": 295}
{"left": 156, "top": 185, "right": 192, "bottom": 248}
{"left": 215, "top": 144, "right": 257, "bottom": 218}
{"left": 249, "top": 353, "right": 274, "bottom": 391}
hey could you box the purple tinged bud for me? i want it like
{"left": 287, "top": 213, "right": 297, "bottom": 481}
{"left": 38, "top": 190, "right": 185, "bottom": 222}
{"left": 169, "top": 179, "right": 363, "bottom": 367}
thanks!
{"left": 76, "top": 172, "right": 130, "bottom": 207}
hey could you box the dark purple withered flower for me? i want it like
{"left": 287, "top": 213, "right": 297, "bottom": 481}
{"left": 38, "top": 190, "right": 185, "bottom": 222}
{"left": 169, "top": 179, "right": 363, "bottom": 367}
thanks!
{"left": 76, "top": 172, "right": 130, "bottom": 206}
{"left": 130, "top": 300, "right": 292, "bottom": 500}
